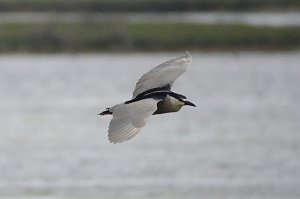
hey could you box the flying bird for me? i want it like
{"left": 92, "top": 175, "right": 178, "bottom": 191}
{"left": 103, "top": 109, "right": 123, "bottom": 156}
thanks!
{"left": 99, "top": 51, "right": 196, "bottom": 143}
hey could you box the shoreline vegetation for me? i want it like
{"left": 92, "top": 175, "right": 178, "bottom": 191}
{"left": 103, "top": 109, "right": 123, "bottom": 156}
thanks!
{"left": 0, "top": 0, "right": 300, "bottom": 12}
{"left": 0, "top": 22, "right": 299, "bottom": 53}
{"left": 0, "top": 0, "right": 299, "bottom": 52}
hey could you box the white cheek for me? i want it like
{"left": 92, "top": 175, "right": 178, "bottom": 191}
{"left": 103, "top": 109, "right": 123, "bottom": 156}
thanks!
{"left": 170, "top": 97, "right": 183, "bottom": 107}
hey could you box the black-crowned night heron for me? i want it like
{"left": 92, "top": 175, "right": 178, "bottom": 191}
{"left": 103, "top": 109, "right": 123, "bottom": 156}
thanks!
{"left": 99, "top": 51, "right": 196, "bottom": 143}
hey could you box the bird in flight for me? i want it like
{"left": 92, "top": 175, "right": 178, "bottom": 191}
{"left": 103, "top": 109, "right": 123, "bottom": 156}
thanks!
{"left": 99, "top": 51, "right": 196, "bottom": 143}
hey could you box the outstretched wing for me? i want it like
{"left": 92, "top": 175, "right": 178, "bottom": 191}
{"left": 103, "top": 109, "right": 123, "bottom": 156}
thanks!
{"left": 108, "top": 99, "right": 159, "bottom": 143}
{"left": 133, "top": 51, "right": 192, "bottom": 98}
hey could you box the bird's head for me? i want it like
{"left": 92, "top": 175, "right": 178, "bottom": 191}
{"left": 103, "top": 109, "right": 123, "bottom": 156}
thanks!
{"left": 169, "top": 96, "right": 196, "bottom": 111}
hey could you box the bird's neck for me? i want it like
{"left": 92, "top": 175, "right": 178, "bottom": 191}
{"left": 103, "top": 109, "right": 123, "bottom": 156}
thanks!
{"left": 154, "top": 95, "right": 183, "bottom": 115}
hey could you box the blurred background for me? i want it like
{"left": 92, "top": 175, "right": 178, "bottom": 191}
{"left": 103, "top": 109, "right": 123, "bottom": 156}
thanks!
{"left": 0, "top": 0, "right": 300, "bottom": 199}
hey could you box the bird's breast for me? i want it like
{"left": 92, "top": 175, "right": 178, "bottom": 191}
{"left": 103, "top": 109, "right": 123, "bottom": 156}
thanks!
{"left": 153, "top": 95, "right": 183, "bottom": 115}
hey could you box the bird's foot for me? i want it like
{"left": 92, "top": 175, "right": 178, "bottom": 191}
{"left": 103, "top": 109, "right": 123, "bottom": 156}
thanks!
{"left": 98, "top": 108, "right": 112, "bottom": 116}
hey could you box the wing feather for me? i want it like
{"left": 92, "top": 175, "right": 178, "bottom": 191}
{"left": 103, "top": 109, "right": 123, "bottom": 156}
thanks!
{"left": 133, "top": 51, "right": 192, "bottom": 98}
{"left": 108, "top": 98, "right": 158, "bottom": 143}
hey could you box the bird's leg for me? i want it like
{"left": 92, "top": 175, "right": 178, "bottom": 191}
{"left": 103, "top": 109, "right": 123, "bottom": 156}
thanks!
{"left": 98, "top": 108, "right": 112, "bottom": 116}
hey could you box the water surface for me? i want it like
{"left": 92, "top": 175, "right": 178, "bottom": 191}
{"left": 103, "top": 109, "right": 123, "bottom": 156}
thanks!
{"left": 0, "top": 52, "right": 300, "bottom": 199}
{"left": 0, "top": 12, "right": 299, "bottom": 26}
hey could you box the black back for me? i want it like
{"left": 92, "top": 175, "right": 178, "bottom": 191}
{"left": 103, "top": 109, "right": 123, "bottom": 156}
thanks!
{"left": 125, "top": 85, "right": 186, "bottom": 104}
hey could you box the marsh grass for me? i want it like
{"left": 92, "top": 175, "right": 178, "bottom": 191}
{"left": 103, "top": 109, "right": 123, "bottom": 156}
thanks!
{"left": 0, "top": 0, "right": 299, "bottom": 11}
{"left": 0, "top": 22, "right": 299, "bottom": 52}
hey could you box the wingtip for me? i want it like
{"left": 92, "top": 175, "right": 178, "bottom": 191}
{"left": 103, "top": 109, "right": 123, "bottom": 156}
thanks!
{"left": 108, "top": 136, "right": 119, "bottom": 144}
{"left": 184, "top": 50, "right": 192, "bottom": 63}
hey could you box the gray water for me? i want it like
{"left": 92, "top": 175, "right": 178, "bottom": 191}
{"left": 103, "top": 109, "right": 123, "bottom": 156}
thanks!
{"left": 0, "top": 12, "right": 300, "bottom": 26}
{"left": 0, "top": 52, "right": 300, "bottom": 199}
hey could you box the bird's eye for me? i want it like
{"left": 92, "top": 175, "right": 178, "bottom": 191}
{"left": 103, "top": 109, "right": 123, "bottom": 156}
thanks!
{"left": 106, "top": 108, "right": 109, "bottom": 111}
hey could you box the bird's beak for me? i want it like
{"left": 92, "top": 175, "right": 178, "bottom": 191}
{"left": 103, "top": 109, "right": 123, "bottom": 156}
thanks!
{"left": 184, "top": 100, "right": 196, "bottom": 107}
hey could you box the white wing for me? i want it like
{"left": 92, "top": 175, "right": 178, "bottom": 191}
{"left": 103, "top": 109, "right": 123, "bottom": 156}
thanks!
{"left": 108, "top": 99, "right": 158, "bottom": 143}
{"left": 133, "top": 51, "right": 192, "bottom": 98}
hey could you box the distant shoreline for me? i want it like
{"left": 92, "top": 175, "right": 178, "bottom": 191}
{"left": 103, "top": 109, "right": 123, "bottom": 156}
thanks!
{"left": 1, "top": 0, "right": 300, "bottom": 12}
{"left": 0, "top": 21, "right": 299, "bottom": 53}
